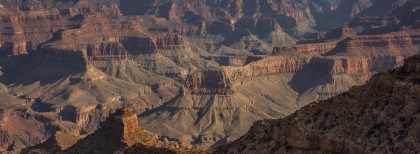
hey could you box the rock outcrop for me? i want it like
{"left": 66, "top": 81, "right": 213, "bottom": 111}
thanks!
{"left": 64, "top": 108, "right": 149, "bottom": 153}
{"left": 23, "top": 108, "right": 208, "bottom": 154}
{"left": 183, "top": 55, "right": 313, "bottom": 95}
{"left": 236, "top": 55, "right": 312, "bottom": 77}
{"left": 184, "top": 68, "right": 233, "bottom": 95}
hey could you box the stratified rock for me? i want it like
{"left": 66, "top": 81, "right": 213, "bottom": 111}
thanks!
{"left": 183, "top": 67, "right": 233, "bottom": 95}
{"left": 326, "top": 30, "right": 420, "bottom": 57}
{"left": 273, "top": 42, "right": 337, "bottom": 56}
{"left": 99, "top": 108, "right": 139, "bottom": 139}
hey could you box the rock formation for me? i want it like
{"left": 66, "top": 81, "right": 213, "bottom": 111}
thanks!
{"left": 22, "top": 108, "right": 208, "bottom": 154}
{"left": 64, "top": 108, "right": 160, "bottom": 153}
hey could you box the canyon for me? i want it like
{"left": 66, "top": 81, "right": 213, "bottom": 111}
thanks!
{"left": 0, "top": 0, "right": 418, "bottom": 152}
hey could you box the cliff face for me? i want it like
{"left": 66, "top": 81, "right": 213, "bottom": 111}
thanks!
{"left": 75, "top": 43, "right": 132, "bottom": 61}
{"left": 183, "top": 55, "right": 312, "bottom": 96}
{"left": 231, "top": 55, "right": 312, "bottom": 79}
{"left": 334, "top": 56, "right": 405, "bottom": 74}
{"left": 327, "top": 30, "right": 420, "bottom": 56}
{"left": 154, "top": 34, "right": 186, "bottom": 50}
{"left": 119, "top": 34, "right": 186, "bottom": 55}
{"left": 100, "top": 108, "right": 139, "bottom": 138}
{"left": 184, "top": 55, "right": 312, "bottom": 95}
{"left": 36, "top": 46, "right": 88, "bottom": 69}
{"left": 120, "top": 37, "right": 158, "bottom": 54}
{"left": 216, "top": 54, "right": 420, "bottom": 154}
{"left": 204, "top": 56, "right": 247, "bottom": 67}
{"left": 184, "top": 68, "right": 233, "bottom": 95}
{"left": 350, "top": 16, "right": 401, "bottom": 29}
{"left": 298, "top": 55, "right": 405, "bottom": 77}
{"left": 273, "top": 43, "right": 337, "bottom": 55}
